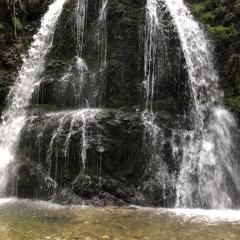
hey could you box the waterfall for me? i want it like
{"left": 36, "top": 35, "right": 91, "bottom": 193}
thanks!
{"left": 98, "top": 0, "right": 108, "bottom": 70}
{"left": 143, "top": 0, "right": 163, "bottom": 133}
{"left": 142, "top": 0, "right": 160, "bottom": 142}
{"left": 97, "top": 0, "right": 108, "bottom": 105}
{"left": 142, "top": 0, "right": 184, "bottom": 206}
{"left": 57, "top": 56, "right": 88, "bottom": 108}
{"left": 63, "top": 109, "right": 100, "bottom": 171}
{"left": 0, "top": 0, "right": 237, "bottom": 208}
{"left": 32, "top": 0, "right": 107, "bottom": 185}
{"left": 164, "top": 0, "right": 240, "bottom": 208}
{"left": 144, "top": 0, "right": 159, "bottom": 111}
{"left": 58, "top": 0, "right": 107, "bottom": 107}
{"left": 144, "top": 0, "right": 240, "bottom": 208}
{"left": 43, "top": 109, "right": 100, "bottom": 181}
{"left": 0, "top": 0, "right": 65, "bottom": 195}
{"left": 76, "top": 0, "right": 88, "bottom": 57}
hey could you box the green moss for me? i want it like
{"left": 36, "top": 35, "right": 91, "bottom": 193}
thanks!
{"left": 199, "top": 11, "right": 214, "bottom": 23}
{"left": 0, "top": 22, "right": 4, "bottom": 32}
{"left": 12, "top": 16, "right": 24, "bottom": 31}
{"left": 186, "top": 1, "right": 219, "bottom": 26}
{"left": 190, "top": 2, "right": 206, "bottom": 14}
{"left": 235, "top": 1, "right": 240, "bottom": 9}
{"left": 29, "top": 104, "right": 58, "bottom": 111}
{"left": 105, "top": 0, "right": 145, "bottom": 108}
{"left": 226, "top": 96, "right": 240, "bottom": 110}
{"left": 17, "top": 146, "right": 31, "bottom": 158}
{"left": 215, "top": 5, "right": 227, "bottom": 16}
{"left": 208, "top": 25, "right": 236, "bottom": 41}
{"left": 187, "top": 0, "right": 214, "bottom": 13}
{"left": 0, "top": 86, "right": 7, "bottom": 94}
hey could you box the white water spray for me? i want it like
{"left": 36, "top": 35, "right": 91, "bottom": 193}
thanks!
{"left": 164, "top": 0, "right": 240, "bottom": 208}
{"left": 43, "top": 109, "right": 100, "bottom": 176}
{"left": 0, "top": 0, "right": 65, "bottom": 195}
{"left": 63, "top": 109, "right": 100, "bottom": 171}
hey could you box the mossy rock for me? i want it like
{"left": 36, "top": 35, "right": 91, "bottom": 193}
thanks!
{"left": 199, "top": 11, "right": 215, "bottom": 23}
{"left": 226, "top": 96, "right": 240, "bottom": 111}
{"left": 12, "top": 16, "right": 24, "bottom": 31}
{"left": 186, "top": 0, "right": 216, "bottom": 14}
{"left": 208, "top": 25, "right": 236, "bottom": 41}
{"left": 225, "top": 54, "right": 240, "bottom": 89}
{"left": 234, "top": 1, "right": 240, "bottom": 14}
{"left": 189, "top": 2, "right": 206, "bottom": 14}
{"left": 29, "top": 104, "right": 58, "bottom": 111}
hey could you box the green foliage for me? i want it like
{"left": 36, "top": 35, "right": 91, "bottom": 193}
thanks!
{"left": 226, "top": 96, "right": 240, "bottom": 110}
{"left": 29, "top": 104, "right": 58, "bottom": 111}
{"left": 186, "top": 0, "right": 240, "bottom": 112}
{"left": 199, "top": 11, "right": 215, "bottom": 23}
{"left": 208, "top": 25, "right": 236, "bottom": 41}
{"left": 12, "top": 16, "right": 24, "bottom": 31}
{"left": 187, "top": 0, "right": 214, "bottom": 15}
{"left": 186, "top": 0, "right": 239, "bottom": 40}
{"left": 192, "top": 2, "right": 205, "bottom": 13}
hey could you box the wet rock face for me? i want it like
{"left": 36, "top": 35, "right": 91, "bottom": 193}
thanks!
{"left": 105, "top": 0, "right": 146, "bottom": 108}
{"left": 33, "top": 0, "right": 147, "bottom": 109}
{"left": 11, "top": 109, "right": 181, "bottom": 207}
{"left": 31, "top": 0, "right": 189, "bottom": 112}
{"left": 34, "top": 0, "right": 108, "bottom": 109}
{"left": 15, "top": 109, "right": 145, "bottom": 205}
{"left": 6, "top": 158, "right": 56, "bottom": 199}
{"left": 24, "top": 0, "right": 53, "bottom": 16}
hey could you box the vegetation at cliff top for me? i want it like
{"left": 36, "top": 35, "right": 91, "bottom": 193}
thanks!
{"left": 186, "top": 0, "right": 240, "bottom": 114}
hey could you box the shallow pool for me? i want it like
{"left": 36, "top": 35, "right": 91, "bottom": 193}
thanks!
{"left": 0, "top": 198, "right": 240, "bottom": 240}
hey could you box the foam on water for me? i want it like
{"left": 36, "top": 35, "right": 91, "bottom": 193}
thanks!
{"left": 168, "top": 208, "right": 240, "bottom": 222}
{"left": 0, "top": 198, "right": 17, "bottom": 206}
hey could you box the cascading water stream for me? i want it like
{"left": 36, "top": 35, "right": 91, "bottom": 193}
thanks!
{"left": 97, "top": 0, "right": 108, "bottom": 105}
{"left": 58, "top": 56, "right": 88, "bottom": 108}
{"left": 76, "top": 0, "right": 88, "bottom": 57}
{"left": 143, "top": 0, "right": 240, "bottom": 208}
{"left": 98, "top": 0, "right": 108, "bottom": 69}
{"left": 0, "top": 0, "right": 65, "bottom": 195}
{"left": 164, "top": 0, "right": 240, "bottom": 208}
{"left": 142, "top": 0, "right": 160, "bottom": 138}
{"left": 143, "top": 0, "right": 162, "bottom": 135}
{"left": 43, "top": 109, "right": 100, "bottom": 180}
{"left": 142, "top": 0, "right": 183, "bottom": 205}
{"left": 144, "top": 0, "right": 159, "bottom": 111}
{"left": 63, "top": 109, "right": 100, "bottom": 171}
{"left": 40, "top": 0, "right": 108, "bottom": 180}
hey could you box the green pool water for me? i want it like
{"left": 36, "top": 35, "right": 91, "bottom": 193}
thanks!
{"left": 0, "top": 199, "right": 240, "bottom": 240}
